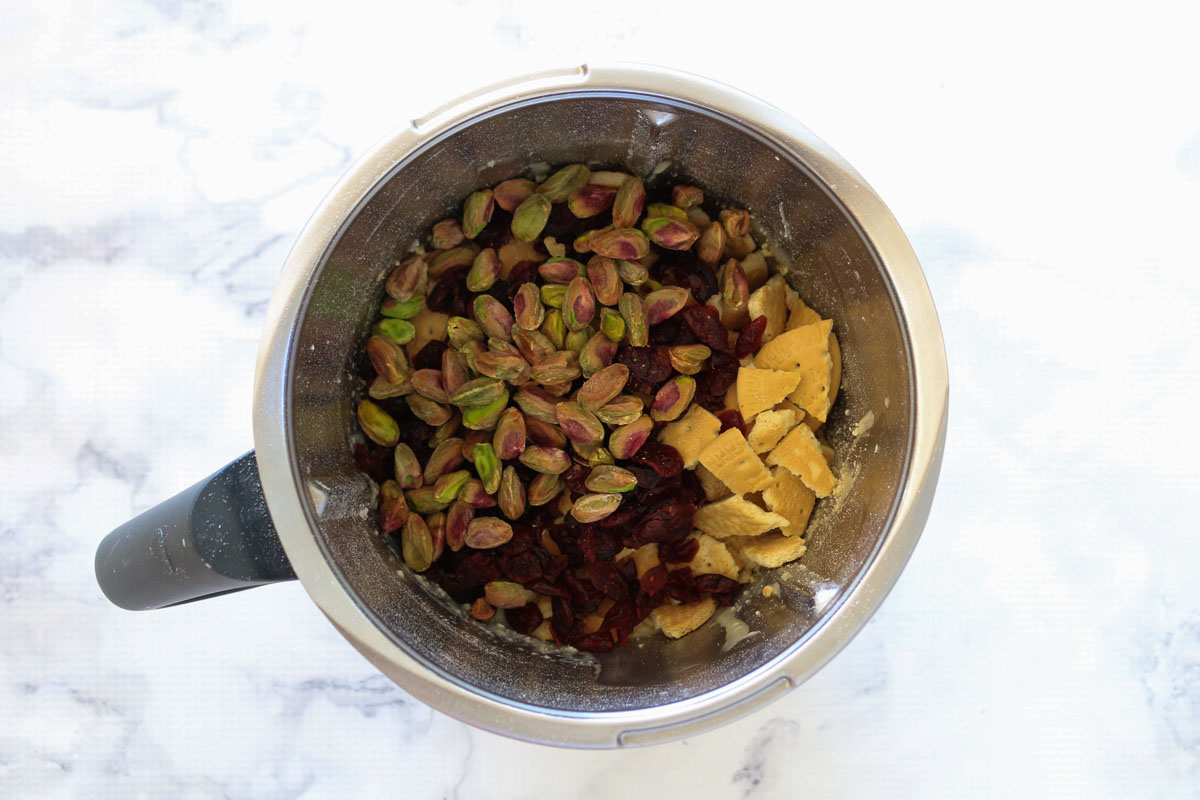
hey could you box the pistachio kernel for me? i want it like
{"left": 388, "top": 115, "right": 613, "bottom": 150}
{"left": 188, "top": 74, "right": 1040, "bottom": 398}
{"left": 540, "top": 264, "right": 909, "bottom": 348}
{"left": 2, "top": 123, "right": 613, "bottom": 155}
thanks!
{"left": 357, "top": 400, "right": 399, "bottom": 446}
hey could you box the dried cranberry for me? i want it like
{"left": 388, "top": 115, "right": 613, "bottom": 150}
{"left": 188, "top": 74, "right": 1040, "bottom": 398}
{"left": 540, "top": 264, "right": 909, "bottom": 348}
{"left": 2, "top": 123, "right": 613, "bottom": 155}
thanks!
{"left": 697, "top": 350, "right": 738, "bottom": 397}
{"left": 659, "top": 536, "right": 700, "bottom": 563}
{"left": 590, "top": 561, "right": 630, "bottom": 602}
{"left": 550, "top": 595, "right": 574, "bottom": 637}
{"left": 577, "top": 527, "right": 619, "bottom": 564}
{"left": 630, "top": 441, "right": 683, "bottom": 478}
{"left": 695, "top": 393, "right": 725, "bottom": 413}
{"left": 597, "top": 505, "right": 638, "bottom": 529}
{"left": 563, "top": 569, "right": 602, "bottom": 613}
{"left": 572, "top": 632, "right": 614, "bottom": 653}
{"left": 734, "top": 315, "right": 768, "bottom": 359}
{"left": 527, "top": 578, "right": 569, "bottom": 598}
{"left": 542, "top": 553, "right": 569, "bottom": 582}
{"left": 717, "top": 409, "right": 747, "bottom": 436}
{"left": 639, "top": 563, "right": 669, "bottom": 594}
{"left": 563, "top": 463, "right": 590, "bottom": 496}
{"left": 426, "top": 266, "right": 471, "bottom": 316}
{"left": 353, "top": 443, "right": 393, "bottom": 485}
{"left": 679, "top": 304, "right": 730, "bottom": 352}
{"left": 648, "top": 318, "right": 680, "bottom": 345}
{"left": 617, "top": 345, "right": 673, "bottom": 388}
{"left": 628, "top": 501, "right": 695, "bottom": 546}
{"left": 411, "top": 340, "right": 448, "bottom": 371}
{"left": 694, "top": 574, "right": 741, "bottom": 595}
{"left": 508, "top": 259, "right": 541, "bottom": 290}
{"left": 473, "top": 211, "right": 514, "bottom": 249}
{"left": 500, "top": 550, "right": 543, "bottom": 584}
{"left": 661, "top": 261, "right": 717, "bottom": 303}
{"left": 455, "top": 552, "right": 501, "bottom": 586}
{"left": 505, "top": 603, "right": 544, "bottom": 635}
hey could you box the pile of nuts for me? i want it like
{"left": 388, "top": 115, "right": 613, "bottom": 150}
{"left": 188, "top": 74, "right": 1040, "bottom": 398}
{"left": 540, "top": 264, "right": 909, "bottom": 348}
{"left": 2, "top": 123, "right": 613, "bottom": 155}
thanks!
{"left": 352, "top": 163, "right": 823, "bottom": 651}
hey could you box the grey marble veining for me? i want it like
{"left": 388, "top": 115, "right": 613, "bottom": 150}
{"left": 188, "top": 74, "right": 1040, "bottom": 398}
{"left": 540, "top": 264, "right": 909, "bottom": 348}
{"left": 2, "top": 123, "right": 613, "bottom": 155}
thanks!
{"left": 2, "top": 1, "right": 1199, "bottom": 797}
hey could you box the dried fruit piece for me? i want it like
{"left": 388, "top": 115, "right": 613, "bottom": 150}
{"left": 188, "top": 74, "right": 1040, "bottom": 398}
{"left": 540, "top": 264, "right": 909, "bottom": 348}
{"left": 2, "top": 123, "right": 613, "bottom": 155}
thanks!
{"left": 497, "top": 466, "right": 526, "bottom": 520}
{"left": 734, "top": 315, "right": 767, "bottom": 360}
{"left": 571, "top": 493, "right": 622, "bottom": 523}
{"left": 587, "top": 256, "right": 622, "bottom": 306}
{"left": 608, "top": 414, "right": 652, "bottom": 459}
{"left": 643, "top": 287, "right": 690, "bottom": 325}
{"left": 696, "top": 222, "right": 726, "bottom": 264}
{"left": 752, "top": 319, "right": 834, "bottom": 422}
{"left": 378, "top": 480, "right": 409, "bottom": 534}
{"left": 651, "top": 375, "right": 696, "bottom": 422}
{"left": 590, "top": 228, "right": 650, "bottom": 260}
{"left": 511, "top": 194, "right": 552, "bottom": 242}
{"left": 696, "top": 428, "right": 773, "bottom": 495}
{"left": 668, "top": 344, "right": 710, "bottom": 375}
{"left": 555, "top": 402, "right": 605, "bottom": 445}
{"left": 537, "top": 163, "right": 590, "bottom": 203}
{"left": 585, "top": 465, "right": 638, "bottom": 493}
{"left": 568, "top": 184, "right": 616, "bottom": 218}
{"left": 465, "top": 247, "right": 502, "bottom": 292}
{"left": 576, "top": 364, "right": 630, "bottom": 410}
{"left": 528, "top": 472, "right": 563, "bottom": 506}
{"left": 461, "top": 188, "right": 495, "bottom": 239}
{"left": 472, "top": 294, "right": 514, "bottom": 342}
{"left": 386, "top": 254, "right": 427, "bottom": 302}
{"left": 642, "top": 216, "right": 701, "bottom": 250}
{"left": 764, "top": 423, "right": 836, "bottom": 497}
{"left": 357, "top": 400, "right": 399, "bottom": 446}
{"left": 618, "top": 292, "right": 649, "bottom": 346}
{"left": 401, "top": 514, "right": 434, "bottom": 571}
{"left": 372, "top": 318, "right": 415, "bottom": 345}
{"left": 465, "top": 517, "right": 514, "bottom": 549}
{"left": 518, "top": 445, "right": 572, "bottom": 475}
{"left": 472, "top": 442, "right": 502, "bottom": 494}
{"left": 493, "top": 178, "right": 536, "bottom": 212}
{"left": 492, "top": 407, "right": 527, "bottom": 460}
{"left": 433, "top": 469, "right": 471, "bottom": 504}
{"left": 595, "top": 395, "right": 644, "bottom": 427}
{"left": 671, "top": 185, "right": 704, "bottom": 210}
{"left": 612, "top": 176, "right": 645, "bottom": 229}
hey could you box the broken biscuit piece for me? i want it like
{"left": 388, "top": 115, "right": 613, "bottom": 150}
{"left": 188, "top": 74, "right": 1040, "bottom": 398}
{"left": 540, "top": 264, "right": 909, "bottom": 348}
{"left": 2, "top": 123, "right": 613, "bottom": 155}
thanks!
{"left": 693, "top": 495, "right": 790, "bottom": 539}
{"left": 653, "top": 597, "right": 717, "bottom": 638}
{"left": 737, "top": 367, "right": 801, "bottom": 420}
{"left": 761, "top": 466, "right": 816, "bottom": 537}
{"left": 765, "top": 423, "right": 837, "bottom": 497}
{"left": 696, "top": 428, "right": 773, "bottom": 495}
{"left": 747, "top": 408, "right": 799, "bottom": 454}
{"left": 747, "top": 274, "right": 791, "bottom": 344}
{"left": 672, "top": 533, "right": 741, "bottom": 580}
{"left": 753, "top": 319, "right": 834, "bottom": 422}
{"left": 658, "top": 404, "right": 723, "bottom": 469}
{"left": 731, "top": 532, "right": 808, "bottom": 568}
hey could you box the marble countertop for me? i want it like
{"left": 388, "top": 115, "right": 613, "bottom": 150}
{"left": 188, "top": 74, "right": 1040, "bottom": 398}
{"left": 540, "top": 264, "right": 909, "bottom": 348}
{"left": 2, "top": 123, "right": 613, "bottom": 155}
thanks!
{"left": 3, "top": 2, "right": 1198, "bottom": 797}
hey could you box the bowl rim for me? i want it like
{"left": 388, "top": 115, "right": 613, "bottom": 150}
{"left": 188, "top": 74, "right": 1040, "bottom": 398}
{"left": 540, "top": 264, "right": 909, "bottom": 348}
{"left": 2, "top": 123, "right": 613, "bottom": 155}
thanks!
{"left": 253, "top": 62, "right": 949, "bottom": 748}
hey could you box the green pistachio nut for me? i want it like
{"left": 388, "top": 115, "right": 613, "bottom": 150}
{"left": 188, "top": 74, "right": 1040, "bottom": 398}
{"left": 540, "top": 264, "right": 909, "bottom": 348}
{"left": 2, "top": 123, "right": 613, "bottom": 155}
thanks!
{"left": 473, "top": 350, "right": 530, "bottom": 383}
{"left": 430, "top": 218, "right": 464, "bottom": 250}
{"left": 518, "top": 445, "right": 572, "bottom": 475}
{"left": 651, "top": 375, "right": 696, "bottom": 422}
{"left": 529, "top": 350, "right": 581, "bottom": 385}
{"left": 512, "top": 328, "right": 555, "bottom": 363}
{"left": 464, "top": 516, "right": 514, "bottom": 549}
{"left": 578, "top": 332, "right": 617, "bottom": 377}
{"left": 368, "top": 376, "right": 411, "bottom": 400}
{"left": 668, "top": 344, "right": 711, "bottom": 376}
{"left": 524, "top": 416, "right": 568, "bottom": 448}
{"left": 572, "top": 226, "right": 608, "bottom": 254}
{"left": 405, "top": 486, "right": 448, "bottom": 515}
{"left": 472, "top": 294, "right": 514, "bottom": 342}
{"left": 446, "top": 316, "right": 485, "bottom": 349}
{"left": 588, "top": 170, "right": 633, "bottom": 188}
{"left": 642, "top": 217, "right": 701, "bottom": 250}
{"left": 457, "top": 479, "right": 497, "bottom": 510}
{"left": 585, "top": 256, "right": 622, "bottom": 306}
{"left": 366, "top": 335, "right": 409, "bottom": 384}
{"left": 576, "top": 364, "right": 630, "bottom": 410}
{"left": 528, "top": 472, "right": 563, "bottom": 506}
{"left": 643, "top": 286, "right": 691, "bottom": 325}
{"left": 460, "top": 390, "right": 509, "bottom": 431}
{"left": 385, "top": 254, "right": 427, "bottom": 302}
{"left": 497, "top": 466, "right": 527, "bottom": 521}
{"left": 590, "top": 228, "right": 650, "bottom": 261}
{"left": 539, "top": 283, "right": 568, "bottom": 309}
{"left": 696, "top": 222, "right": 726, "bottom": 264}
{"left": 584, "top": 464, "right": 638, "bottom": 493}
{"left": 378, "top": 480, "right": 409, "bottom": 534}
{"left": 616, "top": 258, "right": 648, "bottom": 286}
{"left": 484, "top": 579, "right": 535, "bottom": 609}
{"left": 554, "top": 402, "right": 605, "bottom": 446}
{"left": 357, "top": 400, "right": 399, "bottom": 446}
{"left": 719, "top": 208, "right": 751, "bottom": 238}
{"left": 441, "top": 349, "right": 469, "bottom": 396}
{"left": 466, "top": 247, "right": 502, "bottom": 292}
{"left": 511, "top": 194, "right": 552, "bottom": 242}
{"left": 540, "top": 308, "right": 567, "bottom": 349}
{"left": 599, "top": 308, "right": 626, "bottom": 341}
{"left": 407, "top": 393, "right": 452, "bottom": 426}
{"left": 372, "top": 318, "right": 415, "bottom": 345}
{"left": 432, "top": 469, "right": 472, "bottom": 504}
{"left": 645, "top": 202, "right": 688, "bottom": 221}
{"left": 570, "top": 493, "right": 622, "bottom": 523}
{"left": 410, "top": 368, "right": 448, "bottom": 404}
{"left": 492, "top": 407, "right": 527, "bottom": 461}
{"left": 512, "top": 282, "right": 545, "bottom": 331}
{"left": 536, "top": 163, "right": 590, "bottom": 203}
{"left": 538, "top": 257, "right": 584, "bottom": 284}
{"left": 492, "top": 178, "right": 536, "bottom": 212}
{"left": 428, "top": 244, "right": 479, "bottom": 277}
{"left": 444, "top": 499, "right": 474, "bottom": 551}
{"left": 563, "top": 276, "right": 597, "bottom": 331}
{"left": 567, "top": 185, "right": 616, "bottom": 218}
{"left": 471, "top": 442, "right": 502, "bottom": 495}
{"left": 608, "top": 414, "right": 653, "bottom": 459}
{"left": 380, "top": 294, "right": 424, "bottom": 319}
{"left": 618, "top": 292, "right": 649, "bottom": 347}
{"left": 594, "top": 395, "right": 644, "bottom": 427}
{"left": 461, "top": 189, "right": 495, "bottom": 239}
{"left": 671, "top": 185, "right": 704, "bottom": 210}
{"left": 722, "top": 259, "right": 748, "bottom": 310}
{"left": 612, "top": 177, "right": 646, "bottom": 229}
{"left": 423, "top": 437, "right": 465, "bottom": 483}
{"left": 430, "top": 411, "right": 462, "bottom": 448}
{"left": 393, "top": 443, "right": 423, "bottom": 489}
{"left": 513, "top": 386, "right": 560, "bottom": 425}
{"left": 401, "top": 514, "right": 434, "bottom": 572}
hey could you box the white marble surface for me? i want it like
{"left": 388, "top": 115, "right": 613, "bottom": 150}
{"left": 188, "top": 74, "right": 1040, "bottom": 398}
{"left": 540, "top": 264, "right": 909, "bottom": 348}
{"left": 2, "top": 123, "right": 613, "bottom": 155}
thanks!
{"left": 3, "top": 1, "right": 1198, "bottom": 796}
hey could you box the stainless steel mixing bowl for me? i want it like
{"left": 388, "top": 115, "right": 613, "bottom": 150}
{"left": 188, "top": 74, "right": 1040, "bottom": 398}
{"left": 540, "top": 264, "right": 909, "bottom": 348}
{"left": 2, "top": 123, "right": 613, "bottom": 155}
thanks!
{"left": 97, "top": 63, "right": 947, "bottom": 747}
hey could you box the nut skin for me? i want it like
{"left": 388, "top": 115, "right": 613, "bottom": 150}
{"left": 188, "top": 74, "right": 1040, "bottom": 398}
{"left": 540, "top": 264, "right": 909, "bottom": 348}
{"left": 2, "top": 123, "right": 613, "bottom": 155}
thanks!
{"left": 513, "top": 386, "right": 560, "bottom": 424}
{"left": 720, "top": 208, "right": 752, "bottom": 238}
{"left": 578, "top": 332, "right": 617, "bottom": 378}
{"left": 492, "top": 407, "right": 527, "bottom": 460}
{"left": 594, "top": 395, "right": 644, "bottom": 426}
{"left": 599, "top": 308, "right": 625, "bottom": 341}
{"left": 474, "top": 350, "right": 530, "bottom": 383}
{"left": 357, "top": 400, "right": 399, "bottom": 446}
{"left": 563, "top": 276, "right": 597, "bottom": 331}
{"left": 424, "top": 437, "right": 465, "bottom": 483}
{"left": 576, "top": 364, "right": 630, "bottom": 410}
{"left": 497, "top": 466, "right": 526, "bottom": 520}
{"left": 457, "top": 480, "right": 497, "bottom": 509}
{"left": 366, "top": 335, "right": 409, "bottom": 384}
{"left": 472, "top": 442, "right": 502, "bottom": 494}
{"left": 492, "top": 178, "right": 536, "bottom": 212}
{"left": 608, "top": 414, "right": 653, "bottom": 459}
{"left": 668, "top": 344, "right": 711, "bottom": 375}
{"left": 590, "top": 228, "right": 650, "bottom": 260}
{"left": 518, "top": 445, "right": 572, "bottom": 475}
{"left": 449, "top": 376, "right": 506, "bottom": 408}
{"left": 410, "top": 368, "right": 449, "bottom": 403}
{"left": 511, "top": 194, "right": 552, "bottom": 242}
{"left": 445, "top": 500, "right": 474, "bottom": 551}
{"left": 651, "top": 375, "right": 697, "bottom": 422}
{"left": 405, "top": 486, "right": 448, "bottom": 515}
{"left": 540, "top": 308, "right": 567, "bottom": 349}
{"left": 512, "top": 282, "right": 545, "bottom": 331}
{"left": 618, "top": 292, "right": 649, "bottom": 347}
{"left": 378, "top": 480, "right": 409, "bottom": 534}
{"left": 431, "top": 218, "right": 464, "bottom": 249}
{"left": 386, "top": 254, "right": 427, "bottom": 302}
{"left": 525, "top": 416, "right": 568, "bottom": 448}
{"left": 512, "top": 328, "right": 555, "bottom": 364}
{"left": 527, "top": 472, "right": 564, "bottom": 506}
{"left": 642, "top": 217, "right": 701, "bottom": 250}
{"left": 461, "top": 390, "right": 509, "bottom": 431}
{"left": 372, "top": 318, "right": 415, "bottom": 345}
{"left": 464, "top": 517, "right": 514, "bottom": 549}
{"left": 529, "top": 350, "right": 581, "bottom": 384}
{"left": 536, "top": 163, "right": 590, "bottom": 203}
{"left": 368, "top": 376, "right": 411, "bottom": 400}
{"left": 570, "top": 493, "right": 622, "bottom": 523}
{"left": 428, "top": 244, "right": 479, "bottom": 277}
{"left": 484, "top": 580, "right": 535, "bottom": 609}
{"left": 616, "top": 259, "right": 648, "bottom": 286}
{"left": 466, "top": 247, "right": 502, "bottom": 292}
{"left": 446, "top": 316, "right": 485, "bottom": 349}
{"left": 671, "top": 185, "right": 704, "bottom": 210}
{"left": 538, "top": 257, "right": 585, "bottom": 284}
{"left": 393, "top": 443, "right": 423, "bottom": 489}
{"left": 584, "top": 465, "right": 638, "bottom": 493}
{"left": 401, "top": 514, "right": 434, "bottom": 572}
{"left": 433, "top": 469, "right": 472, "bottom": 504}
{"left": 472, "top": 294, "right": 514, "bottom": 342}
{"left": 586, "top": 256, "right": 622, "bottom": 306}
{"left": 696, "top": 221, "right": 727, "bottom": 264}
{"left": 407, "top": 393, "right": 452, "bottom": 426}
{"left": 461, "top": 189, "right": 495, "bottom": 239}
{"left": 555, "top": 402, "right": 605, "bottom": 446}
{"left": 380, "top": 295, "right": 424, "bottom": 319}
{"left": 643, "top": 286, "right": 690, "bottom": 325}
{"left": 426, "top": 512, "right": 446, "bottom": 562}
{"left": 645, "top": 202, "right": 688, "bottom": 221}
{"left": 441, "top": 349, "right": 469, "bottom": 396}
{"left": 567, "top": 184, "right": 616, "bottom": 218}
{"left": 612, "top": 176, "right": 646, "bottom": 229}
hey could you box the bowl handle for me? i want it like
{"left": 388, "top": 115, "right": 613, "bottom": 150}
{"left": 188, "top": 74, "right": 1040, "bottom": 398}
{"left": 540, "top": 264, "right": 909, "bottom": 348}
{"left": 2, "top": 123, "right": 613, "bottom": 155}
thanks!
{"left": 94, "top": 451, "right": 296, "bottom": 610}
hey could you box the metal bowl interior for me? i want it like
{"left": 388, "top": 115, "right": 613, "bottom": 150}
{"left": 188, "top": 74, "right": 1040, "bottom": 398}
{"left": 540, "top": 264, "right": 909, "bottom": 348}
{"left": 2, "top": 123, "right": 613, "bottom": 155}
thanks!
{"left": 284, "top": 90, "right": 915, "bottom": 716}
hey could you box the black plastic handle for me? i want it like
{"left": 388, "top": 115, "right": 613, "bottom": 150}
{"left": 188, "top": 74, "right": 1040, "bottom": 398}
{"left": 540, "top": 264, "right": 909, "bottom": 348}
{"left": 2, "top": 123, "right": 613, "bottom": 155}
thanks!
{"left": 95, "top": 451, "right": 296, "bottom": 610}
